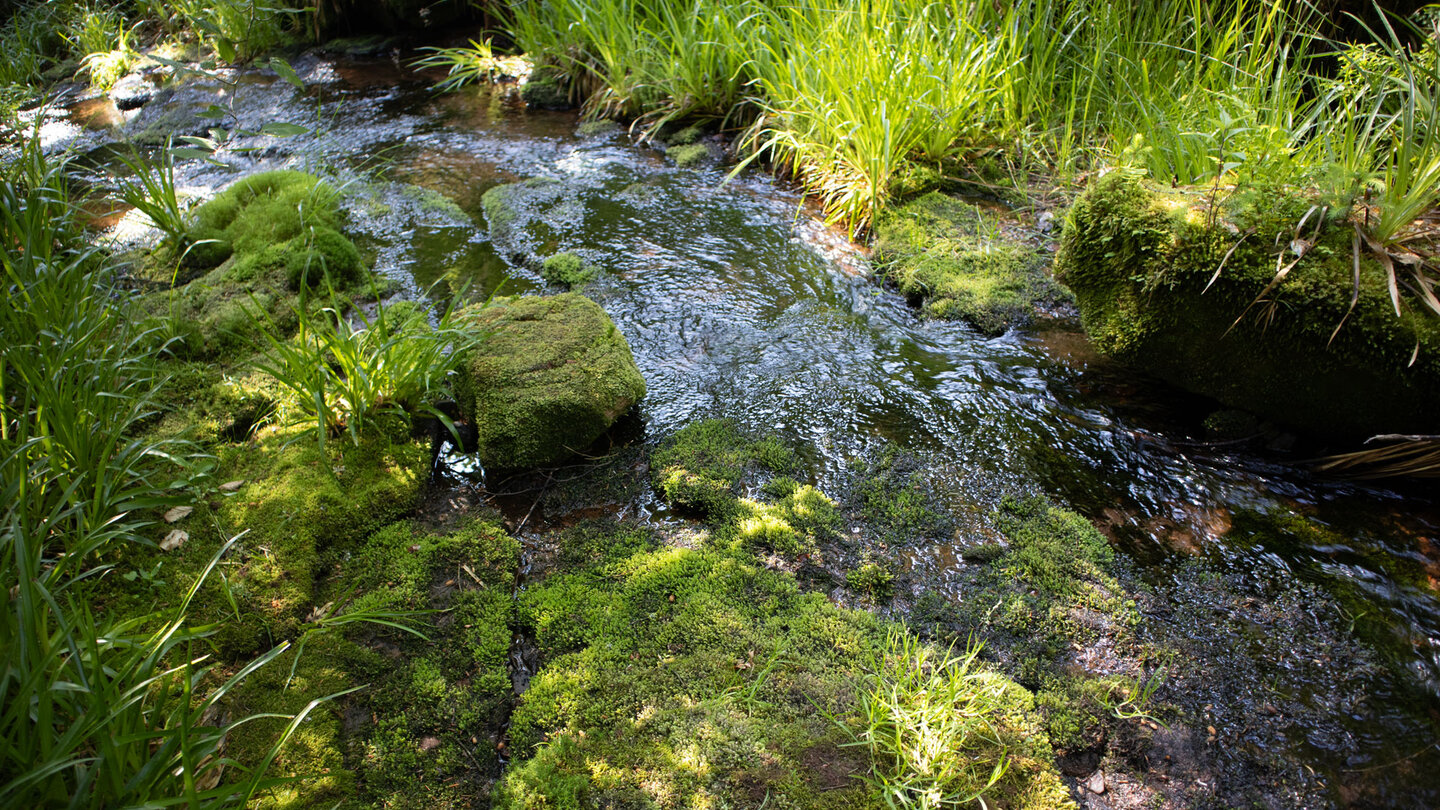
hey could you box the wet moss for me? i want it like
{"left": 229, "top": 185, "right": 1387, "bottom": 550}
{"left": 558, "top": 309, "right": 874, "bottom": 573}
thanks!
{"left": 666, "top": 142, "right": 709, "bottom": 168}
{"left": 874, "top": 192, "right": 1065, "bottom": 335}
{"left": 650, "top": 419, "right": 796, "bottom": 518}
{"left": 520, "top": 66, "right": 570, "bottom": 109}
{"left": 847, "top": 447, "right": 952, "bottom": 546}
{"left": 453, "top": 294, "right": 646, "bottom": 469}
{"left": 196, "top": 431, "right": 429, "bottom": 653}
{"left": 285, "top": 226, "right": 362, "bottom": 290}
{"left": 539, "top": 251, "right": 599, "bottom": 287}
{"left": 1054, "top": 170, "right": 1440, "bottom": 435}
{"left": 576, "top": 119, "right": 620, "bottom": 138}
{"left": 501, "top": 525, "right": 1071, "bottom": 809}
{"left": 845, "top": 561, "right": 895, "bottom": 601}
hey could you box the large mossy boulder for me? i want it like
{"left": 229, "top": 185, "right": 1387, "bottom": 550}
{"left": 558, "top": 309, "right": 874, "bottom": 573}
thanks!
{"left": 455, "top": 293, "right": 646, "bottom": 468}
{"left": 1055, "top": 171, "right": 1440, "bottom": 436}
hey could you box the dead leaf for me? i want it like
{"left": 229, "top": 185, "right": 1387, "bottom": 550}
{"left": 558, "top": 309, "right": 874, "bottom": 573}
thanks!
{"left": 306, "top": 601, "right": 334, "bottom": 623}
{"left": 160, "top": 530, "right": 188, "bottom": 552}
{"left": 163, "top": 505, "right": 194, "bottom": 523}
{"left": 218, "top": 480, "right": 246, "bottom": 492}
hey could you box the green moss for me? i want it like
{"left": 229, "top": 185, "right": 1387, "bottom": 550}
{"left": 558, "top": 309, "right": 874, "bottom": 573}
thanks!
{"left": 142, "top": 360, "right": 279, "bottom": 445}
{"left": 668, "top": 125, "right": 704, "bottom": 146}
{"left": 454, "top": 294, "right": 646, "bottom": 468}
{"left": 520, "top": 66, "right": 570, "bottom": 109}
{"left": 845, "top": 561, "right": 896, "bottom": 600}
{"left": 192, "top": 431, "right": 429, "bottom": 653}
{"left": 874, "top": 192, "right": 1065, "bottom": 335}
{"left": 500, "top": 524, "right": 1071, "bottom": 810}
{"left": 481, "top": 177, "right": 559, "bottom": 249}
{"left": 138, "top": 171, "right": 366, "bottom": 360}
{"left": 666, "top": 142, "right": 709, "bottom": 168}
{"left": 539, "top": 251, "right": 599, "bottom": 287}
{"left": 336, "top": 518, "right": 520, "bottom": 806}
{"left": 191, "top": 171, "right": 344, "bottom": 258}
{"left": 576, "top": 119, "right": 619, "bottom": 138}
{"left": 1055, "top": 170, "right": 1440, "bottom": 435}
{"left": 223, "top": 632, "right": 364, "bottom": 810}
{"left": 650, "top": 419, "right": 796, "bottom": 518}
{"left": 285, "top": 226, "right": 362, "bottom": 290}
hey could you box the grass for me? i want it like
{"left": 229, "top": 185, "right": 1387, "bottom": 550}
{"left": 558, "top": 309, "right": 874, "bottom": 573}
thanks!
{"left": 254, "top": 292, "right": 479, "bottom": 454}
{"left": 850, "top": 630, "right": 1012, "bottom": 809}
{"left": 0, "top": 133, "right": 375, "bottom": 810}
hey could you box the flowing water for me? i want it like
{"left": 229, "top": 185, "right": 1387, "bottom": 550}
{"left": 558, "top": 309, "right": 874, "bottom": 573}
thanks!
{"left": 37, "top": 50, "right": 1440, "bottom": 807}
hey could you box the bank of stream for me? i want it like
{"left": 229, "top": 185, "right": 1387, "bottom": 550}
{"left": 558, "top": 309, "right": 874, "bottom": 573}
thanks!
{"left": 36, "top": 49, "right": 1440, "bottom": 807}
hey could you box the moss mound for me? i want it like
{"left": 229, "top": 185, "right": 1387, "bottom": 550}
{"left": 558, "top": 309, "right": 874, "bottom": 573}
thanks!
{"left": 520, "top": 66, "right": 570, "bottom": 109}
{"left": 1055, "top": 171, "right": 1440, "bottom": 435}
{"left": 666, "top": 142, "right": 710, "bottom": 168}
{"left": 454, "top": 294, "right": 646, "bottom": 468}
{"left": 497, "top": 522, "right": 1072, "bottom": 810}
{"left": 200, "top": 434, "right": 429, "bottom": 652}
{"left": 875, "top": 192, "right": 1066, "bottom": 335}
{"left": 650, "top": 419, "right": 795, "bottom": 517}
{"left": 140, "top": 171, "right": 366, "bottom": 358}
{"left": 539, "top": 251, "right": 598, "bottom": 287}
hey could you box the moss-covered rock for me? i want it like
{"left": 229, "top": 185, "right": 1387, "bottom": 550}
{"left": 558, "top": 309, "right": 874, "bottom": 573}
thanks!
{"left": 520, "top": 66, "right": 570, "bottom": 109}
{"left": 1055, "top": 170, "right": 1440, "bottom": 435}
{"left": 874, "top": 192, "right": 1066, "bottom": 335}
{"left": 138, "top": 171, "right": 366, "bottom": 358}
{"left": 498, "top": 522, "right": 1073, "bottom": 810}
{"left": 666, "top": 142, "right": 710, "bottom": 168}
{"left": 454, "top": 294, "right": 646, "bottom": 468}
{"left": 539, "top": 251, "right": 598, "bottom": 287}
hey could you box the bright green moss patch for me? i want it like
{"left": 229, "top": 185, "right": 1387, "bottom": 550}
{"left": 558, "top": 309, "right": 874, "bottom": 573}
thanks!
{"left": 334, "top": 518, "right": 520, "bottom": 807}
{"left": 197, "top": 431, "right": 428, "bottom": 653}
{"left": 1055, "top": 171, "right": 1440, "bottom": 435}
{"left": 845, "top": 561, "right": 895, "bottom": 600}
{"left": 666, "top": 142, "right": 709, "bottom": 168}
{"left": 501, "top": 525, "right": 1071, "bottom": 810}
{"left": 651, "top": 419, "right": 796, "bottom": 517}
{"left": 874, "top": 192, "right": 1065, "bottom": 335}
{"left": 453, "top": 294, "right": 645, "bottom": 469}
{"left": 136, "top": 171, "right": 367, "bottom": 359}
{"left": 539, "top": 251, "right": 599, "bottom": 286}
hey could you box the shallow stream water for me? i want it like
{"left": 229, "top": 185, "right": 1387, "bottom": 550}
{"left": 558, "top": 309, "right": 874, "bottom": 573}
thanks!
{"left": 37, "top": 50, "right": 1440, "bottom": 807}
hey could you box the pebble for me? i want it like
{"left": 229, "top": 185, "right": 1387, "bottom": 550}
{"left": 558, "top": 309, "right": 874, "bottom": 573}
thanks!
{"left": 1087, "top": 771, "right": 1106, "bottom": 794}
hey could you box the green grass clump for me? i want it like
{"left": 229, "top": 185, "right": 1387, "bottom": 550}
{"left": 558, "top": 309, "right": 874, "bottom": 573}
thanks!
{"left": 874, "top": 192, "right": 1064, "bottom": 335}
{"left": 540, "top": 251, "right": 599, "bottom": 286}
{"left": 651, "top": 419, "right": 796, "bottom": 517}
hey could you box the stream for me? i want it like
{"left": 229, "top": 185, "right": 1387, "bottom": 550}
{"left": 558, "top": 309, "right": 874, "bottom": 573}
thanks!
{"left": 32, "top": 49, "right": 1440, "bottom": 807}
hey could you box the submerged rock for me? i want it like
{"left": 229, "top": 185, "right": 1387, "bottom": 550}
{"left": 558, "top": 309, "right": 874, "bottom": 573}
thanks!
{"left": 454, "top": 294, "right": 645, "bottom": 469}
{"left": 1055, "top": 171, "right": 1440, "bottom": 436}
